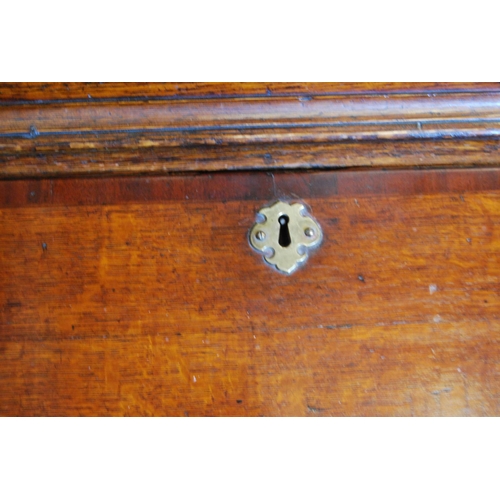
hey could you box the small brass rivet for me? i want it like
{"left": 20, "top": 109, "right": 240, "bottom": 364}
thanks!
{"left": 304, "top": 227, "right": 315, "bottom": 237}
{"left": 255, "top": 231, "right": 266, "bottom": 241}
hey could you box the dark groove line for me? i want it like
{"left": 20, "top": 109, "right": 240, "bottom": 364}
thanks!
{"left": 2, "top": 117, "right": 500, "bottom": 140}
{"left": 1, "top": 89, "right": 500, "bottom": 107}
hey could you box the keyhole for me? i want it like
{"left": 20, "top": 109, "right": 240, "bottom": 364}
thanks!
{"left": 278, "top": 215, "right": 291, "bottom": 248}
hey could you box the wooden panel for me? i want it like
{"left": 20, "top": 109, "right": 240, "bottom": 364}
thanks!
{"left": 1, "top": 168, "right": 500, "bottom": 416}
{"left": 2, "top": 85, "right": 500, "bottom": 177}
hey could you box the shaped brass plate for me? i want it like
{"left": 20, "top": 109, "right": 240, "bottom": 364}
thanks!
{"left": 249, "top": 200, "right": 322, "bottom": 274}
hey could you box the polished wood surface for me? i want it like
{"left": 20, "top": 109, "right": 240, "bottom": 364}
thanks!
{"left": 2, "top": 83, "right": 500, "bottom": 178}
{"left": 2, "top": 168, "right": 500, "bottom": 416}
{"left": 2, "top": 82, "right": 499, "bottom": 101}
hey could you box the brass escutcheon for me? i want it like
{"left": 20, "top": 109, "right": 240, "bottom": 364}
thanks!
{"left": 249, "top": 200, "right": 322, "bottom": 274}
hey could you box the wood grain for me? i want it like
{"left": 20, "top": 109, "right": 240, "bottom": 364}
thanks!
{"left": 1, "top": 82, "right": 499, "bottom": 101}
{"left": 2, "top": 84, "right": 500, "bottom": 177}
{"left": 2, "top": 168, "right": 500, "bottom": 416}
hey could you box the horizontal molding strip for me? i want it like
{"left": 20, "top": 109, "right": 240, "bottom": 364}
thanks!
{"left": 1, "top": 90, "right": 500, "bottom": 178}
{"left": 2, "top": 82, "right": 500, "bottom": 102}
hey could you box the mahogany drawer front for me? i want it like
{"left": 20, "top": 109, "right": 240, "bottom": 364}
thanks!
{"left": 2, "top": 82, "right": 500, "bottom": 416}
{"left": 1, "top": 168, "right": 500, "bottom": 416}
